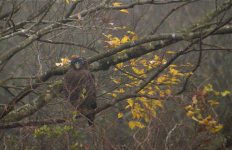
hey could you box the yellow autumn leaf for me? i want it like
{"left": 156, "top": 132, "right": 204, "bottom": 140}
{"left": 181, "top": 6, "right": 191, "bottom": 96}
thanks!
{"left": 166, "top": 51, "right": 176, "bottom": 54}
{"left": 186, "top": 110, "right": 194, "bottom": 117}
{"left": 127, "top": 31, "right": 135, "bottom": 35}
{"left": 191, "top": 116, "right": 199, "bottom": 122}
{"left": 119, "top": 88, "right": 125, "bottom": 93}
{"left": 214, "top": 91, "right": 220, "bottom": 96}
{"left": 208, "top": 100, "right": 219, "bottom": 106}
{"left": 221, "top": 90, "right": 231, "bottom": 97}
{"left": 169, "top": 64, "right": 177, "bottom": 67}
{"left": 115, "top": 88, "right": 125, "bottom": 93}
{"left": 209, "top": 124, "right": 223, "bottom": 133}
{"left": 131, "top": 35, "right": 138, "bottom": 41}
{"left": 197, "top": 113, "right": 203, "bottom": 119}
{"left": 199, "top": 119, "right": 209, "bottom": 125}
{"left": 61, "top": 57, "right": 70, "bottom": 65}
{"left": 125, "top": 83, "right": 133, "bottom": 87}
{"left": 154, "top": 86, "right": 160, "bottom": 91}
{"left": 139, "top": 97, "right": 147, "bottom": 103}
{"left": 116, "top": 62, "right": 124, "bottom": 68}
{"left": 192, "top": 95, "right": 198, "bottom": 104}
{"left": 56, "top": 63, "right": 63, "bottom": 66}
{"left": 151, "top": 110, "right": 157, "bottom": 118}
{"left": 111, "top": 77, "right": 120, "bottom": 84}
{"left": 117, "top": 112, "right": 124, "bottom": 119}
{"left": 198, "top": 116, "right": 211, "bottom": 125}
{"left": 66, "top": 0, "right": 70, "bottom": 3}
{"left": 131, "top": 109, "right": 143, "bottom": 119}
{"left": 120, "top": 9, "right": 129, "bottom": 13}
{"left": 156, "top": 76, "right": 166, "bottom": 83}
{"left": 132, "top": 67, "right": 144, "bottom": 75}
{"left": 111, "top": 93, "right": 117, "bottom": 97}
{"left": 170, "top": 68, "right": 178, "bottom": 75}
{"left": 162, "top": 59, "right": 167, "bottom": 64}
{"left": 126, "top": 99, "right": 134, "bottom": 108}
{"left": 208, "top": 120, "right": 217, "bottom": 126}
{"left": 139, "top": 59, "right": 146, "bottom": 65}
{"left": 147, "top": 86, "right": 152, "bottom": 90}
{"left": 165, "top": 89, "right": 171, "bottom": 95}
{"left": 184, "top": 72, "right": 194, "bottom": 76}
{"left": 128, "top": 121, "right": 145, "bottom": 129}
{"left": 204, "top": 84, "right": 213, "bottom": 92}
{"left": 102, "top": 33, "right": 112, "bottom": 39}
{"left": 130, "top": 59, "right": 136, "bottom": 66}
{"left": 170, "top": 77, "right": 180, "bottom": 83}
{"left": 169, "top": 67, "right": 183, "bottom": 76}
{"left": 147, "top": 90, "right": 154, "bottom": 96}
{"left": 139, "top": 90, "right": 146, "bottom": 95}
{"left": 112, "top": 2, "right": 122, "bottom": 6}
{"left": 153, "top": 100, "right": 163, "bottom": 108}
{"left": 55, "top": 57, "right": 70, "bottom": 66}
{"left": 205, "top": 115, "right": 212, "bottom": 120}
{"left": 106, "top": 37, "right": 121, "bottom": 47}
{"left": 121, "top": 35, "right": 130, "bottom": 43}
{"left": 154, "top": 55, "right": 160, "bottom": 61}
{"left": 185, "top": 105, "right": 193, "bottom": 110}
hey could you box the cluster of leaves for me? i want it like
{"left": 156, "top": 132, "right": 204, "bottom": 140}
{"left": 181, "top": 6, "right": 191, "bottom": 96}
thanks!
{"left": 33, "top": 125, "right": 75, "bottom": 138}
{"left": 33, "top": 124, "right": 85, "bottom": 149}
{"left": 55, "top": 57, "right": 70, "bottom": 67}
{"left": 185, "top": 84, "right": 231, "bottom": 133}
{"left": 103, "top": 30, "right": 137, "bottom": 48}
{"left": 104, "top": 31, "right": 193, "bottom": 129}
{"left": 112, "top": 2, "right": 129, "bottom": 13}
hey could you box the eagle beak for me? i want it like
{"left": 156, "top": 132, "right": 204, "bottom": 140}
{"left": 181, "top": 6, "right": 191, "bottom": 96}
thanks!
{"left": 75, "top": 63, "right": 80, "bottom": 69}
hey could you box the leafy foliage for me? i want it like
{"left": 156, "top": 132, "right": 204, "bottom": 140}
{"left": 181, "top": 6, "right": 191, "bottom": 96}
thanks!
{"left": 185, "top": 84, "right": 231, "bottom": 133}
{"left": 104, "top": 31, "right": 195, "bottom": 129}
{"left": 33, "top": 125, "right": 74, "bottom": 138}
{"left": 56, "top": 57, "right": 70, "bottom": 67}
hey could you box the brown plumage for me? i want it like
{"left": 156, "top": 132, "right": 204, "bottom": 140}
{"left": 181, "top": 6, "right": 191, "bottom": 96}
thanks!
{"left": 63, "top": 57, "right": 97, "bottom": 125}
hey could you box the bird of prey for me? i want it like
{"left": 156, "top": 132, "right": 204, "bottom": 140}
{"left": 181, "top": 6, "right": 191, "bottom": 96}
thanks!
{"left": 63, "top": 56, "right": 97, "bottom": 125}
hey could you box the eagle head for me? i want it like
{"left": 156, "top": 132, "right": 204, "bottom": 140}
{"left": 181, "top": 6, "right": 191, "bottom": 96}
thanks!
{"left": 71, "top": 57, "right": 88, "bottom": 70}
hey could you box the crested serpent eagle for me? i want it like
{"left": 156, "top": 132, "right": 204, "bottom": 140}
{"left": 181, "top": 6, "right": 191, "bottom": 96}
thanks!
{"left": 63, "top": 56, "right": 97, "bottom": 125}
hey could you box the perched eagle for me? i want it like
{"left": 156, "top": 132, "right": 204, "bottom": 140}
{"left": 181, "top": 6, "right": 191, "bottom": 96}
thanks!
{"left": 63, "top": 57, "right": 97, "bottom": 125}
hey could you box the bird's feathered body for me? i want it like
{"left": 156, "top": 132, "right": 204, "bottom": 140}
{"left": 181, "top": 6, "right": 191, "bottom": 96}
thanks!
{"left": 63, "top": 57, "right": 97, "bottom": 125}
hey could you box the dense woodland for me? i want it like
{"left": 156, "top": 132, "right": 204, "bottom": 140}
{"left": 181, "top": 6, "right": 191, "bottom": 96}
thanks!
{"left": 0, "top": 0, "right": 232, "bottom": 149}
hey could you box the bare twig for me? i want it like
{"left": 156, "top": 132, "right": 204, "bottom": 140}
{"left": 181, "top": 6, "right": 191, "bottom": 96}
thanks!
{"left": 165, "top": 123, "right": 182, "bottom": 150}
